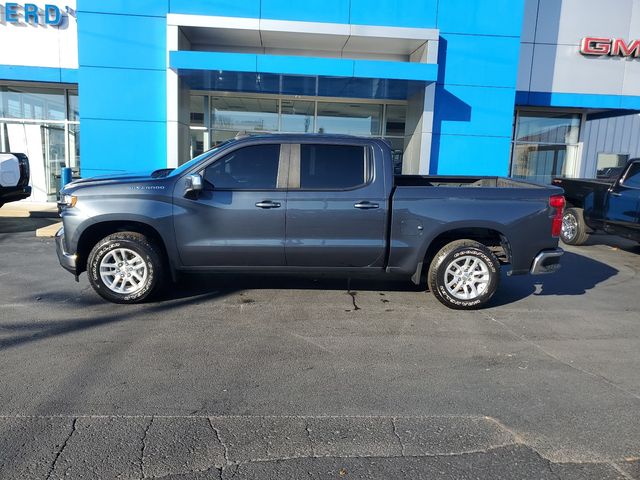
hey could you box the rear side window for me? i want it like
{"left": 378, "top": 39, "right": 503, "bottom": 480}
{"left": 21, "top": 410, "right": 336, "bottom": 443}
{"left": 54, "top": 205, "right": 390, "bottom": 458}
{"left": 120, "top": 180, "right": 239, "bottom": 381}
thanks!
{"left": 299, "top": 144, "right": 366, "bottom": 189}
{"left": 203, "top": 144, "right": 280, "bottom": 189}
{"left": 622, "top": 163, "right": 640, "bottom": 188}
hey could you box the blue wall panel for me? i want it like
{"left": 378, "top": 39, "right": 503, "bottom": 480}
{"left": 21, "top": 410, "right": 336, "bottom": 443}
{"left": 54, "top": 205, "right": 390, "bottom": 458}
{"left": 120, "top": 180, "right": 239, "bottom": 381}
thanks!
{"left": 77, "top": 0, "right": 168, "bottom": 17}
{"left": 80, "top": 120, "right": 167, "bottom": 176}
{"left": 433, "top": 85, "right": 515, "bottom": 137}
{"left": 79, "top": 67, "right": 166, "bottom": 122}
{"left": 261, "top": 0, "right": 350, "bottom": 23}
{"left": 169, "top": 0, "right": 260, "bottom": 18}
{"left": 437, "top": 34, "right": 521, "bottom": 88}
{"left": 0, "top": 65, "right": 77, "bottom": 84}
{"left": 430, "top": 0, "right": 525, "bottom": 175}
{"left": 437, "top": 0, "right": 525, "bottom": 36}
{"left": 432, "top": 135, "right": 512, "bottom": 176}
{"left": 350, "top": 0, "right": 437, "bottom": 28}
{"left": 78, "top": 9, "right": 168, "bottom": 176}
{"left": 77, "top": 13, "right": 166, "bottom": 70}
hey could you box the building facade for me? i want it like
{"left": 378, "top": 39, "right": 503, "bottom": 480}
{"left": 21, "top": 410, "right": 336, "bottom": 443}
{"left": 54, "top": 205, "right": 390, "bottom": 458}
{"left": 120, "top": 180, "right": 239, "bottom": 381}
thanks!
{"left": 1, "top": 0, "right": 639, "bottom": 201}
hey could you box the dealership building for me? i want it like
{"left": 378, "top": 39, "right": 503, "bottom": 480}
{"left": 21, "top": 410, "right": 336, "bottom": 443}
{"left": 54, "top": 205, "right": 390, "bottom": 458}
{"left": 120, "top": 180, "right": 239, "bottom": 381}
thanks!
{"left": 1, "top": 0, "right": 640, "bottom": 202}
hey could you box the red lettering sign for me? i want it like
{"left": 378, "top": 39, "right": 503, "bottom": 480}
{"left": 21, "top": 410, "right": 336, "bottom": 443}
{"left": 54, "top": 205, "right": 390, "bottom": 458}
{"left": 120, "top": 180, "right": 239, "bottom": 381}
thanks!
{"left": 580, "top": 37, "right": 612, "bottom": 55}
{"left": 580, "top": 37, "right": 640, "bottom": 57}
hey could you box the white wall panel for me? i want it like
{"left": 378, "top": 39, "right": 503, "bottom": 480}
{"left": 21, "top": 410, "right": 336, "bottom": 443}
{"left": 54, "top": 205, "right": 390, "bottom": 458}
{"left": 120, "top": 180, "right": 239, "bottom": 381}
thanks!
{"left": 535, "top": 0, "right": 633, "bottom": 45}
{"left": 517, "top": 43, "right": 533, "bottom": 91}
{"left": 0, "top": 0, "right": 77, "bottom": 70}
{"left": 530, "top": 44, "right": 626, "bottom": 94}
{"left": 521, "top": 0, "right": 539, "bottom": 43}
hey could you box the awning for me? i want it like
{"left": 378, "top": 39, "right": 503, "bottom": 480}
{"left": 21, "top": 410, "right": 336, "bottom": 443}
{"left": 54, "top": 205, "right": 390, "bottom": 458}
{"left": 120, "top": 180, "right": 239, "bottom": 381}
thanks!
{"left": 170, "top": 50, "right": 437, "bottom": 100}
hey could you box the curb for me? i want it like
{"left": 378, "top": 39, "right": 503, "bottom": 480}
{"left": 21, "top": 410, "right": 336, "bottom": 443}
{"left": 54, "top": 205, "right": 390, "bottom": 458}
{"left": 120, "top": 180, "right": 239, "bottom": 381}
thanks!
{"left": 36, "top": 222, "right": 63, "bottom": 238}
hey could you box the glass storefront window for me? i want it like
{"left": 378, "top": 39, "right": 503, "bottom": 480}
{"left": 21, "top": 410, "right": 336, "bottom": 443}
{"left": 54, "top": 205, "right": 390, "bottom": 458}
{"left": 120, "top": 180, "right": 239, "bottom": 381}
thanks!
{"left": 511, "top": 110, "right": 583, "bottom": 184}
{"left": 515, "top": 111, "right": 580, "bottom": 144}
{"left": 190, "top": 129, "right": 205, "bottom": 158}
{"left": 68, "top": 91, "right": 79, "bottom": 122}
{"left": 190, "top": 95, "right": 205, "bottom": 126}
{"left": 316, "top": 102, "right": 382, "bottom": 136}
{"left": 0, "top": 85, "right": 66, "bottom": 121}
{"left": 281, "top": 99, "right": 314, "bottom": 133}
{"left": 211, "top": 96, "right": 278, "bottom": 132}
{"left": 385, "top": 105, "right": 406, "bottom": 136}
{"left": 1, "top": 85, "right": 80, "bottom": 201}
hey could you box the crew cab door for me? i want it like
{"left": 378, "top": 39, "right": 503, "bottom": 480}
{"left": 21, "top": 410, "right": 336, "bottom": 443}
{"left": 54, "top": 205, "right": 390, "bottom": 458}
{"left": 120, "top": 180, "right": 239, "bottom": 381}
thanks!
{"left": 604, "top": 161, "right": 640, "bottom": 232}
{"left": 284, "top": 143, "right": 387, "bottom": 268}
{"left": 173, "top": 143, "right": 288, "bottom": 267}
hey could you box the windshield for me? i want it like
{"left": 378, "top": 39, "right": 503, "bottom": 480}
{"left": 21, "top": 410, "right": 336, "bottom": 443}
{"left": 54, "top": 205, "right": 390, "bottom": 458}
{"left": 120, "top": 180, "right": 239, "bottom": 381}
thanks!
{"left": 168, "top": 139, "right": 236, "bottom": 177}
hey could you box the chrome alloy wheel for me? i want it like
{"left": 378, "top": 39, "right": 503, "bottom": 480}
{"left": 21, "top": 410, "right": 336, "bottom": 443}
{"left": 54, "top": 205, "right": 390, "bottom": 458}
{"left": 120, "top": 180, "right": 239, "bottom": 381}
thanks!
{"left": 562, "top": 213, "right": 577, "bottom": 241}
{"left": 443, "top": 255, "right": 490, "bottom": 300}
{"left": 99, "top": 248, "right": 148, "bottom": 294}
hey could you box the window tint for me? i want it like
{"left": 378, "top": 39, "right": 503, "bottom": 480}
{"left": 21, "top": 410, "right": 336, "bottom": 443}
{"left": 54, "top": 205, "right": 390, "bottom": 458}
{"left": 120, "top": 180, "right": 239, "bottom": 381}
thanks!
{"left": 622, "top": 163, "right": 640, "bottom": 188}
{"left": 203, "top": 144, "right": 280, "bottom": 189}
{"left": 300, "top": 144, "right": 366, "bottom": 189}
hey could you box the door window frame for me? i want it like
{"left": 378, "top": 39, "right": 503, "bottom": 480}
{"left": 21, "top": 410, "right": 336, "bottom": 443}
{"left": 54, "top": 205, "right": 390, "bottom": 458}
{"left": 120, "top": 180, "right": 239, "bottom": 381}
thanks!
{"left": 197, "top": 142, "right": 289, "bottom": 192}
{"left": 286, "top": 142, "right": 373, "bottom": 192}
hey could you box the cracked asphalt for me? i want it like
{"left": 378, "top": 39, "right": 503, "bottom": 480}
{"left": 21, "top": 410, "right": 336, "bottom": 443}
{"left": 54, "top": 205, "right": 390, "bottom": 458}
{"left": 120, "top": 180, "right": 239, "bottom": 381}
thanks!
{"left": 0, "top": 217, "right": 639, "bottom": 479}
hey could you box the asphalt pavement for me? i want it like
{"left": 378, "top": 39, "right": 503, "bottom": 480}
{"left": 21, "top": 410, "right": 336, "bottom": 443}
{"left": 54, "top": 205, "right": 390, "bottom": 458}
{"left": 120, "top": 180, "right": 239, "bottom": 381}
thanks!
{"left": 0, "top": 216, "right": 639, "bottom": 479}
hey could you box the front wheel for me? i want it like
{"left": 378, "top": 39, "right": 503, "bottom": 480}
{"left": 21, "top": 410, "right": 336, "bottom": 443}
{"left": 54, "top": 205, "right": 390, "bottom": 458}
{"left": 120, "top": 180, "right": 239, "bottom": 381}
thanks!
{"left": 427, "top": 240, "right": 500, "bottom": 310}
{"left": 87, "top": 232, "right": 164, "bottom": 304}
{"left": 560, "top": 208, "right": 590, "bottom": 246}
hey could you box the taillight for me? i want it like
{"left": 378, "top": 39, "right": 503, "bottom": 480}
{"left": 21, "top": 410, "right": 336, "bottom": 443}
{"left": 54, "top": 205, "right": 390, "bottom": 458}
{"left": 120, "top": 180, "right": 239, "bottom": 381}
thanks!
{"left": 550, "top": 195, "right": 565, "bottom": 237}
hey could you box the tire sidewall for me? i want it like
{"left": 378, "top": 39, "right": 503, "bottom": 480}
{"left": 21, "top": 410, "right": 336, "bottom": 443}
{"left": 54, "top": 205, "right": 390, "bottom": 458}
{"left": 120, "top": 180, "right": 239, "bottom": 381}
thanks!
{"left": 433, "top": 246, "right": 499, "bottom": 309}
{"left": 88, "top": 237, "right": 157, "bottom": 303}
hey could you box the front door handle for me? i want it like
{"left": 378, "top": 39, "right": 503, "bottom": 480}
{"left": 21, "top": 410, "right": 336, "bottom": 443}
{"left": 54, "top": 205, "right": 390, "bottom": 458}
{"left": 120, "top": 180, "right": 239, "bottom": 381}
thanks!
{"left": 255, "top": 200, "right": 281, "bottom": 209}
{"left": 609, "top": 191, "right": 622, "bottom": 197}
{"left": 354, "top": 201, "right": 379, "bottom": 209}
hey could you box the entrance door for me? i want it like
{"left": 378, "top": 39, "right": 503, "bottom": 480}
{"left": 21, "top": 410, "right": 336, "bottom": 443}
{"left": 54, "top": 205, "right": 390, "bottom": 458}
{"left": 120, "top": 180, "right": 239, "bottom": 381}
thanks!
{"left": 174, "top": 143, "right": 288, "bottom": 267}
{"left": 284, "top": 143, "right": 387, "bottom": 268}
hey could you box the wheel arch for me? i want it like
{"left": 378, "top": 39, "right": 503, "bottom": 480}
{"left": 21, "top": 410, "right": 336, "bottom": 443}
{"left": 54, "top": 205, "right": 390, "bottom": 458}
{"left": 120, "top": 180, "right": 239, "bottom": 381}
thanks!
{"left": 75, "top": 220, "right": 170, "bottom": 276}
{"left": 411, "top": 225, "right": 511, "bottom": 285}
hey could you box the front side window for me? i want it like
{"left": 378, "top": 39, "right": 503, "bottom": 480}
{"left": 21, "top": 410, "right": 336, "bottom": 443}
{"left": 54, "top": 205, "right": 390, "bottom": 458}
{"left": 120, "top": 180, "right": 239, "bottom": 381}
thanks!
{"left": 203, "top": 144, "right": 280, "bottom": 190}
{"left": 299, "top": 144, "right": 366, "bottom": 189}
{"left": 622, "top": 163, "right": 640, "bottom": 188}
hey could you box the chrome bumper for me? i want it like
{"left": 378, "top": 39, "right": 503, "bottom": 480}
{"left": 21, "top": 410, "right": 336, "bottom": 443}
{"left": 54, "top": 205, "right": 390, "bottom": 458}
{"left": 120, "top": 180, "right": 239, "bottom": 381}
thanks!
{"left": 530, "top": 248, "right": 563, "bottom": 275}
{"left": 55, "top": 227, "right": 78, "bottom": 275}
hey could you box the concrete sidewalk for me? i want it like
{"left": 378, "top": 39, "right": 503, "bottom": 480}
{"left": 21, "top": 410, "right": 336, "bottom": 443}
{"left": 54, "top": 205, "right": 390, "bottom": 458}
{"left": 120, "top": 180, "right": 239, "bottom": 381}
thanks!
{"left": 0, "top": 201, "right": 58, "bottom": 219}
{"left": 0, "top": 202, "right": 61, "bottom": 237}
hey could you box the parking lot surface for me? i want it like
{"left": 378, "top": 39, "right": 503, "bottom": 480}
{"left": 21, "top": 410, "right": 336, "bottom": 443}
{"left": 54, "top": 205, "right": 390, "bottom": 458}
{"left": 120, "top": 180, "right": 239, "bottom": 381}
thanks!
{"left": 0, "top": 217, "right": 639, "bottom": 479}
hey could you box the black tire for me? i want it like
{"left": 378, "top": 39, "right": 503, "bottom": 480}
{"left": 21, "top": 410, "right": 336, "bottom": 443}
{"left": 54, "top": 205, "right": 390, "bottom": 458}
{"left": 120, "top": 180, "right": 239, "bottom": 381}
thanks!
{"left": 87, "top": 232, "right": 164, "bottom": 304}
{"left": 427, "top": 239, "right": 500, "bottom": 310}
{"left": 560, "top": 207, "right": 590, "bottom": 246}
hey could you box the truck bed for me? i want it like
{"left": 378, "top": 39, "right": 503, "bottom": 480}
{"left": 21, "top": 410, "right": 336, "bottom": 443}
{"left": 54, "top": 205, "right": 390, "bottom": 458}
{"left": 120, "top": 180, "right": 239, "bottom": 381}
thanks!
{"left": 395, "top": 175, "right": 546, "bottom": 188}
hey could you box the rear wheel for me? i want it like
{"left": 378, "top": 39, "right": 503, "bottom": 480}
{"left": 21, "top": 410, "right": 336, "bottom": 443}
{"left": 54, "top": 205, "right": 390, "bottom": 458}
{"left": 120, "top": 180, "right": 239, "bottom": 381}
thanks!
{"left": 561, "top": 208, "right": 590, "bottom": 246}
{"left": 427, "top": 240, "right": 500, "bottom": 310}
{"left": 87, "top": 232, "right": 164, "bottom": 304}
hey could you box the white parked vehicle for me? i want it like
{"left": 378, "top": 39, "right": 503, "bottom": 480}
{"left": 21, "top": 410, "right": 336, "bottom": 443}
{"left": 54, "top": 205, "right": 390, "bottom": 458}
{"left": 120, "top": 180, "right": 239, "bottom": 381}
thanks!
{"left": 0, "top": 153, "right": 31, "bottom": 208}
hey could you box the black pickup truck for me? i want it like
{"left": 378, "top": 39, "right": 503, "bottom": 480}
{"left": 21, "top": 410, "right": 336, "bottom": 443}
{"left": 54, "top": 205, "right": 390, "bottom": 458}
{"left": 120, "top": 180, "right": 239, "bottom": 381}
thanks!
{"left": 553, "top": 159, "right": 640, "bottom": 245}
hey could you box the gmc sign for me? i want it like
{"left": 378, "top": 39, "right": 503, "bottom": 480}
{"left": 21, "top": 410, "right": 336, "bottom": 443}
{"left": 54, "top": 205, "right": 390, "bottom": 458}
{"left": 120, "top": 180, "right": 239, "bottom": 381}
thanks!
{"left": 580, "top": 37, "right": 640, "bottom": 57}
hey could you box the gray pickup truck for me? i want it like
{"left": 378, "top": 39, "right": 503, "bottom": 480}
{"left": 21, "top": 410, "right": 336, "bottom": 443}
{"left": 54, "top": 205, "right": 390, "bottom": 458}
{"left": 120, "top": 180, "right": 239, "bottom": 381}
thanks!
{"left": 56, "top": 134, "right": 565, "bottom": 309}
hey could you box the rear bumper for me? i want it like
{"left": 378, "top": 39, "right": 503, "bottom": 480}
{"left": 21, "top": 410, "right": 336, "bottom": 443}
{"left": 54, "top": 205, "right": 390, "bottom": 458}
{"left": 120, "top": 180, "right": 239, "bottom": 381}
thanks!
{"left": 55, "top": 227, "right": 78, "bottom": 275}
{"left": 0, "top": 185, "right": 31, "bottom": 204}
{"left": 530, "top": 248, "right": 563, "bottom": 275}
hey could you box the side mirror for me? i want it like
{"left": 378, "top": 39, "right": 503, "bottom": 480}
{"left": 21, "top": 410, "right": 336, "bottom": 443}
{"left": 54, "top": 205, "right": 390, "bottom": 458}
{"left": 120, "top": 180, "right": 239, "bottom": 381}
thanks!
{"left": 184, "top": 173, "right": 203, "bottom": 198}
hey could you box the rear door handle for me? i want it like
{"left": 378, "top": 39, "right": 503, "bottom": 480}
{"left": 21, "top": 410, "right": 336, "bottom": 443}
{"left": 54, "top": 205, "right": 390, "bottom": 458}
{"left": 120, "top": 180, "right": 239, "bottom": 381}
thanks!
{"left": 354, "top": 201, "right": 379, "bottom": 209}
{"left": 609, "top": 191, "right": 622, "bottom": 197}
{"left": 255, "top": 200, "right": 281, "bottom": 209}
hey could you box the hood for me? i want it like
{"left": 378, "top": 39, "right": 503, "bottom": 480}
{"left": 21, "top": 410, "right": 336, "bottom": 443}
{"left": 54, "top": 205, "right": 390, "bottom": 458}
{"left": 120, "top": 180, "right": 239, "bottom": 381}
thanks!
{"left": 64, "top": 171, "right": 159, "bottom": 190}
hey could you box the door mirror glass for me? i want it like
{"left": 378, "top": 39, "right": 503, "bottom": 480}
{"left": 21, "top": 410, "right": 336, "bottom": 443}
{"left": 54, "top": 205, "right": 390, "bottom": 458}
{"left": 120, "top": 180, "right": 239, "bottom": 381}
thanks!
{"left": 184, "top": 173, "right": 203, "bottom": 197}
